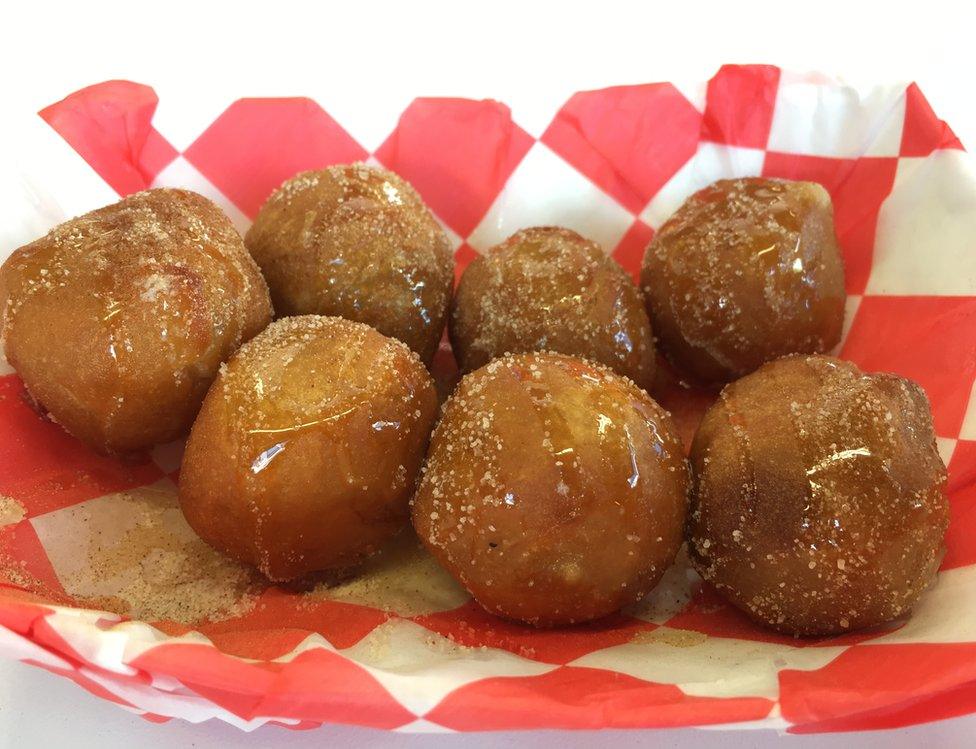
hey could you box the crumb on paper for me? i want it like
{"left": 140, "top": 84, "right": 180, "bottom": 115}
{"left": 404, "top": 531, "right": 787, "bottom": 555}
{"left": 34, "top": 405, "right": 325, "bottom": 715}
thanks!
{"left": 0, "top": 555, "right": 43, "bottom": 591}
{"left": 630, "top": 627, "right": 709, "bottom": 648}
{"left": 342, "top": 618, "right": 487, "bottom": 669}
{"left": 0, "top": 495, "right": 26, "bottom": 528}
{"left": 29, "top": 482, "right": 261, "bottom": 625}
{"left": 305, "top": 529, "right": 468, "bottom": 617}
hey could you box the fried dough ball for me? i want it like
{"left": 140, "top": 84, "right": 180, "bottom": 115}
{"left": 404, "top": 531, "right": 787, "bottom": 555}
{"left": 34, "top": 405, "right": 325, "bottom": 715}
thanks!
{"left": 687, "top": 355, "right": 948, "bottom": 636}
{"left": 412, "top": 352, "right": 688, "bottom": 626}
{"left": 451, "top": 227, "right": 655, "bottom": 389}
{"left": 0, "top": 189, "right": 272, "bottom": 454}
{"left": 641, "top": 178, "right": 845, "bottom": 384}
{"left": 245, "top": 165, "right": 453, "bottom": 364}
{"left": 179, "top": 316, "right": 438, "bottom": 581}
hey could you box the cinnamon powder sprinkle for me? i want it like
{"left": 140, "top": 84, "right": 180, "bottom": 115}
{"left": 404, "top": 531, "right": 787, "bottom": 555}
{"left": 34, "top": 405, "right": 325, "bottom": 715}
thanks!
{"left": 0, "top": 495, "right": 25, "bottom": 527}
{"left": 35, "top": 483, "right": 261, "bottom": 624}
{"left": 307, "top": 529, "right": 468, "bottom": 617}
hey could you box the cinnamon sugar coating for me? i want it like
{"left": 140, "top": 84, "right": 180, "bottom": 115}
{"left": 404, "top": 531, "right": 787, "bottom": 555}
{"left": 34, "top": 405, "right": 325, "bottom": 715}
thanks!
{"left": 452, "top": 227, "right": 655, "bottom": 389}
{"left": 688, "top": 355, "right": 948, "bottom": 636}
{"left": 179, "top": 316, "right": 438, "bottom": 582}
{"left": 0, "top": 188, "right": 272, "bottom": 454}
{"left": 642, "top": 178, "right": 845, "bottom": 384}
{"left": 245, "top": 164, "right": 454, "bottom": 365}
{"left": 412, "top": 352, "right": 688, "bottom": 626}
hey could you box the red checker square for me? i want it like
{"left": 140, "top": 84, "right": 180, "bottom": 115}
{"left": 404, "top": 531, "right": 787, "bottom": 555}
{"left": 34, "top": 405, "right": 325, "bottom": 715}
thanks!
{"left": 184, "top": 98, "right": 368, "bottom": 219}
{"left": 0, "top": 375, "right": 163, "bottom": 517}
{"left": 663, "top": 582, "right": 889, "bottom": 648}
{"left": 0, "top": 596, "right": 58, "bottom": 637}
{"left": 541, "top": 83, "right": 701, "bottom": 214}
{"left": 763, "top": 152, "right": 898, "bottom": 295}
{"left": 424, "top": 665, "right": 773, "bottom": 730}
{"left": 192, "top": 587, "right": 393, "bottom": 654}
{"left": 840, "top": 296, "right": 976, "bottom": 437}
{"left": 133, "top": 643, "right": 414, "bottom": 729}
{"left": 901, "top": 83, "right": 965, "bottom": 157}
{"left": 413, "top": 600, "right": 656, "bottom": 665}
{"left": 780, "top": 643, "right": 976, "bottom": 732}
{"left": 40, "top": 80, "right": 178, "bottom": 196}
{"left": 183, "top": 628, "right": 311, "bottom": 664}
{"left": 375, "top": 98, "right": 533, "bottom": 237}
{"left": 701, "top": 64, "right": 781, "bottom": 149}
{"left": 139, "top": 714, "right": 172, "bottom": 725}
{"left": 453, "top": 242, "right": 480, "bottom": 287}
{"left": 0, "top": 519, "right": 67, "bottom": 602}
{"left": 139, "top": 129, "right": 179, "bottom": 180}
{"left": 32, "top": 616, "right": 158, "bottom": 692}
{"left": 611, "top": 219, "right": 654, "bottom": 283}
{"left": 256, "top": 648, "right": 415, "bottom": 728}
{"left": 943, "top": 439, "right": 976, "bottom": 570}
{"left": 131, "top": 642, "right": 279, "bottom": 699}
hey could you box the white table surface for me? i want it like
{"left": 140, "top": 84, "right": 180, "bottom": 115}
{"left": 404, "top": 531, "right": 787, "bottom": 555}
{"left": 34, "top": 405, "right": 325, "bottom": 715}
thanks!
{"left": 2, "top": 1, "right": 976, "bottom": 745}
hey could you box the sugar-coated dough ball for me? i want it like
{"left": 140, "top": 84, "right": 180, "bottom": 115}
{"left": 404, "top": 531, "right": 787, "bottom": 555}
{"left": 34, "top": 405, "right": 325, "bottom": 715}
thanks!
{"left": 412, "top": 352, "right": 688, "bottom": 626}
{"left": 687, "top": 355, "right": 948, "bottom": 636}
{"left": 245, "top": 164, "right": 454, "bottom": 364}
{"left": 179, "top": 316, "right": 438, "bottom": 582}
{"left": 641, "top": 178, "right": 846, "bottom": 383}
{"left": 451, "top": 227, "right": 655, "bottom": 389}
{"left": 0, "top": 189, "right": 272, "bottom": 454}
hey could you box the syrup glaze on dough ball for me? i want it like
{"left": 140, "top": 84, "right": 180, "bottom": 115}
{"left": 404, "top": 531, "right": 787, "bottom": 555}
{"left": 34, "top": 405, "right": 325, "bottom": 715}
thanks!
{"left": 451, "top": 227, "right": 655, "bottom": 389}
{"left": 688, "top": 355, "right": 948, "bottom": 636}
{"left": 641, "top": 178, "right": 845, "bottom": 384}
{"left": 245, "top": 165, "right": 454, "bottom": 364}
{"left": 179, "top": 316, "right": 438, "bottom": 582}
{"left": 412, "top": 352, "right": 688, "bottom": 626}
{"left": 0, "top": 189, "right": 272, "bottom": 454}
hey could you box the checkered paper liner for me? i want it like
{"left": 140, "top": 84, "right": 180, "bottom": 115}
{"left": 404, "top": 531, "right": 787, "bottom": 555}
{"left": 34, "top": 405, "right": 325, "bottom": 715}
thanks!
{"left": 1, "top": 65, "right": 975, "bottom": 734}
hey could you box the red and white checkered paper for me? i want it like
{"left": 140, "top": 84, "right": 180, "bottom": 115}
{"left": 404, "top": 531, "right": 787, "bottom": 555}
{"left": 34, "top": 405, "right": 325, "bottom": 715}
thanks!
{"left": 1, "top": 65, "right": 975, "bottom": 734}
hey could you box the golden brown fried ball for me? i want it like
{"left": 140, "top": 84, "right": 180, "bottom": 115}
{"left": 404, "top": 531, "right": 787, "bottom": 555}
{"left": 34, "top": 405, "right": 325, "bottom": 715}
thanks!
{"left": 245, "top": 164, "right": 454, "bottom": 365}
{"left": 412, "top": 352, "right": 688, "bottom": 626}
{"left": 451, "top": 227, "right": 655, "bottom": 389}
{"left": 687, "top": 355, "right": 948, "bottom": 636}
{"left": 0, "top": 188, "right": 272, "bottom": 455}
{"left": 641, "top": 178, "right": 846, "bottom": 384}
{"left": 179, "top": 315, "right": 439, "bottom": 582}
